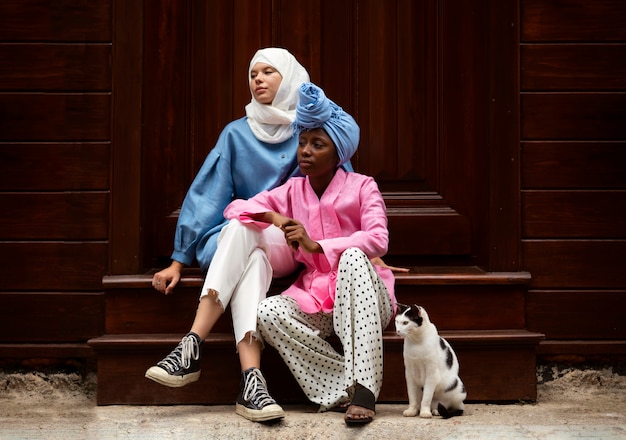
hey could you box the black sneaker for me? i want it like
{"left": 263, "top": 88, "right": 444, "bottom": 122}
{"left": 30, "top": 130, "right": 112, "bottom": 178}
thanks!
{"left": 235, "top": 368, "right": 285, "bottom": 422}
{"left": 145, "top": 332, "right": 202, "bottom": 387}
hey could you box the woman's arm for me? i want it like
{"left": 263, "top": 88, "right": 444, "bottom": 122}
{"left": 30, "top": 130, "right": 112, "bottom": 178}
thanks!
{"left": 248, "top": 211, "right": 322, "bottom": 253}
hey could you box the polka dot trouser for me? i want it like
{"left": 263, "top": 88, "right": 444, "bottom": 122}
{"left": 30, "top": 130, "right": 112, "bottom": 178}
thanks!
{"left": 257, "top": 247, "right": 393, "bottom": 411}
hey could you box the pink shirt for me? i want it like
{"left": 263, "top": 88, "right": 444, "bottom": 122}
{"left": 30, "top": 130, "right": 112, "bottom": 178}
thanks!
{"left": 224, "top": 168, "right": 396, "bottom": 314}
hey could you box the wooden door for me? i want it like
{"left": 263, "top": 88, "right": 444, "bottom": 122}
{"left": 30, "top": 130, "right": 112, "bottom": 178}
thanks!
{"left": 110, "top": 0, "right": 520, "bottom": 273}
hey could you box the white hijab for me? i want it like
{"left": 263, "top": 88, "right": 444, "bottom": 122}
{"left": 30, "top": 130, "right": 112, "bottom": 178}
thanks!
{"left": 245, "top": 48, "right": 310, "bottom": 144}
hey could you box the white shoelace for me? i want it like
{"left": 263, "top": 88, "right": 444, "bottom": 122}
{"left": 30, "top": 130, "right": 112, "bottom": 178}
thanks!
{"left": 243, "top": 370, "right": 275, "bottom": 407}
{"left": 159, "top": 334, "right": 199, "bottom": 372}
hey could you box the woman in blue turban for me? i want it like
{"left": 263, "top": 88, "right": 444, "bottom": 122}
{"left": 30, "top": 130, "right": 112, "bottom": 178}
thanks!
{"left": 147, "top": 81, "right": 395, "bottom": 426}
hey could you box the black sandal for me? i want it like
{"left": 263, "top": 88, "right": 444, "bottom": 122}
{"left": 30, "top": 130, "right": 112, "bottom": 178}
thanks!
{"left": 344, "top": 384, "right": 376, "bottom": 425}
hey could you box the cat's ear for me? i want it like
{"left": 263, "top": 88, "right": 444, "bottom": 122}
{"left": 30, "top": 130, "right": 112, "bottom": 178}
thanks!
{"left": 408, "top": 304, "right": 425, "bottom": 326}
{"left": 406, "top": 304, "right": 421, "bottom": 319}
{"left": 395, "top": 302, "right": 409, "bottom": 313}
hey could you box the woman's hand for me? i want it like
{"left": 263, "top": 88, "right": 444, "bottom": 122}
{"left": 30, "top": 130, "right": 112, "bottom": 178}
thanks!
{"left": 152, "top": 261, "right": 184, "bottom": 295}
{"left": 259, "top": 212, "right": 320, "bottom": 253}
{"left": 370, "top": 256, "right": 410, "bottom": 273}
{"left": 280, "top": 219, "right": 322, "bottom": 253}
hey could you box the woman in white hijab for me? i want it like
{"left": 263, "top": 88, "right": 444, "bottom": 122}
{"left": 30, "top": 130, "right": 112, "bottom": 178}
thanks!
{"left": 153, "top": 48, "right": 310, "bottom": 294}
{"left": 147, "top": 48, "right": 309, "bottom": 423}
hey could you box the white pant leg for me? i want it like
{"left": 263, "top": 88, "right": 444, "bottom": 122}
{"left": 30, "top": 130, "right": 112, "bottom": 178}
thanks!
{"left": 259, "top": 221, "right": 300, "bottom": 278}
{"left": 200, "top": 220, "right": 297, "bottom": 345}
{"left": 333, "top": 247, "right": 394, "bottom": 400}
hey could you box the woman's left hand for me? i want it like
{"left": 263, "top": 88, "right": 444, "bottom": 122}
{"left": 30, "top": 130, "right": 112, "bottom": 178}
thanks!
{"left": 370, "top": 256, "right": 410, "bottom": 273}
{"left": 281, "top": 219, "right": 322, "bottom": 253}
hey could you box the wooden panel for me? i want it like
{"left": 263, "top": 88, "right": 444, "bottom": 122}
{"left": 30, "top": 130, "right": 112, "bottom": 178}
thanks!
{"left": 522, "top": 0, "right": 626, "bottom": 42}
{"left": 0, "top": 192, "right": 108, "bottom": 240}
{"left": 488, "top": 0, "right": 521, "bottom": 271}
{"left": 140, "top": 0, "right": 191, "bottom": 270}
{"left": 0, "top": 44, "right": 111, "bottom": 90}
{"left": 521, "top": 93, "right": 626, "bottom": 140}
{"left": 523, "top": 240, "right": 626, "bottom": 289}
{"left": 439, "top": 0, "right": 490, "bottom": 265}
{"left": 527, "top": 290, "right": 626, "bottom": 339}
{"left": 394, "top": 284, "right": 526, "bottom": 331}
{"left": 109, "top": 0, "right": 143, "bottom": 273}
{"left": 522, "top": 142, "right": 626, "bottom": 189}
{"left": 357, "top": 0, "right": 400, "bottom": 182}
{"left": 0, "top": 94, "right": 110, "bottom": 141}
{"left": 522, "top": 191, "right": 626, "bottom": 238}
{"left": 319, "top": 0, "right": 355, "bottom": 112}
{"left": 387, "top": 210, "right": 471, "bottom": 255}
{"left": 0, "top": 143, "right": 110, "bottom": 191}
{"left": 1, "top": 242, "right": 107, "bottom": 290}
{"left": 521, "top": 44, "right": 626, "bottom": 91}
{"left": 272, "top": 0, "right": 321, "bottom": 82}
{"left": 105, "top": 288, "right": 226, "bottom": 335}
{"left": 0, "top": 0, "right": 111, "bottom": 41}
{"left": 0, "top": 292, "right": 104, "bottom": 342}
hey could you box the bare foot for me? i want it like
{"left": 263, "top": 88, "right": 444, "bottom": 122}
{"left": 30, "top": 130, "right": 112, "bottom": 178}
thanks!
{"left": 344, "top": 405, "right": 375, "bottom": 425}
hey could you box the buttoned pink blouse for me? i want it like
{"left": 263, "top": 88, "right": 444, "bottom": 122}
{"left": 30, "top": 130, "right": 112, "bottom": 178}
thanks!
{"left": 224, "top": 168, "right": 396, "bottom": 314}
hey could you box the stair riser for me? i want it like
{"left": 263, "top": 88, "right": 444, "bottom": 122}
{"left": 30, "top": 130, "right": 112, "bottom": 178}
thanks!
{"left": 105, "top": 284, "right": 527, "bottom": 335}
{"left": 93, "top": 340, "right": 537, "bottom": 405}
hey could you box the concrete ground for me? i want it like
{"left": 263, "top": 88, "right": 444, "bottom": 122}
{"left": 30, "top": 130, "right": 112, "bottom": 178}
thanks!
{"left": 1, "top": 365, "right": 625, "bottom": 439}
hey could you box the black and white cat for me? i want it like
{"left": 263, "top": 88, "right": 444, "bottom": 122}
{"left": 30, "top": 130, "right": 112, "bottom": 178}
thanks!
{"left": 395, "top": 303, "right": 466, "bottom": 418}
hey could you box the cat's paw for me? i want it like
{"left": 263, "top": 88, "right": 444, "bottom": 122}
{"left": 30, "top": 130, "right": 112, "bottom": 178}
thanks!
{"left": 419, "top": 409, "right": 433, "bottom": 418}
{"left": 403, "top": 407, "right": 418, "bottom": 417}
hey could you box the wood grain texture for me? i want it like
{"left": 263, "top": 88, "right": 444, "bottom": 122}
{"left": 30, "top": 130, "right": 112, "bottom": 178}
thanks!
{"left": 0, "top": 44, "right": 111, "bottom": 91}
{"left": 522, "top": 0, "right": 626, "bottom": 42}
{"left": 521, "top": 93, "right": 626, "bottom": 140}
{"left": 523, "top": 240, "right": 626, "bottom": 289}
{"left": 0, "top": 192, "right": 108, "bottom": 240}
{"left": 521, "top": 142, "right": 626, "bottom": 189}
{"left": 522, "top": 190, "right": 626, "bottom": 238}
{"left": 527, "top": 290, "right": 626, "bottom": 339}
{"left": 0, "top": 292, "right": 104, "bottom": 342}
{"left": 521, "top": 44, "right": 626, "bottom": 91}
{"left": 0, "top": 0, "right": 111, "bottom": 41}
{"left": 1, "top": 242, "right": 107, "bottom": 290}
{"left": 0, "top": 143, "right": 110, "bottom": 191}
{"left": 0, "top": 94, "right": 110, "bottom": 141}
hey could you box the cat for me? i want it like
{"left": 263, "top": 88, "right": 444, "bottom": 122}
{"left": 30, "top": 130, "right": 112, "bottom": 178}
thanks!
{"left": 394, "top": 303, "right": 466, "bottom": 418}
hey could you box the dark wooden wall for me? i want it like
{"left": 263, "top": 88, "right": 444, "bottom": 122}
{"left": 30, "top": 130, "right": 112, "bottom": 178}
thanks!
{"left": 0, "top": 1, "right": 109, "bottom": 360}
{"left": 0, "top": 0, "right": 624, "bottom": 366}
{"left": 520, "top": 0, "right": 626, "bottom": 357}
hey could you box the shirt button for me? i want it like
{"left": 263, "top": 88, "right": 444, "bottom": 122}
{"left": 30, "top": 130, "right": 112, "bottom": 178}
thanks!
{"left": 281, "top": 154, "right": 286, "bottom": 158}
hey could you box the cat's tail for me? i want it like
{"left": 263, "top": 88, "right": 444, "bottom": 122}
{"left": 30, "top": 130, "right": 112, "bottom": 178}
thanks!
{"left": 437, "top": 403, "right": 464, "bottom": 419}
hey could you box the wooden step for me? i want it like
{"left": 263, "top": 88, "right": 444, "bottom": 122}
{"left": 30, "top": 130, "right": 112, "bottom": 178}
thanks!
{"left": 92, "top": 267, "right": 542, "bottom": 405}
{"left": 89, "top": 329, "right": 544, "bottom": 405}
{"left": 102, "top": 267, "right": 532, "bottom": 334}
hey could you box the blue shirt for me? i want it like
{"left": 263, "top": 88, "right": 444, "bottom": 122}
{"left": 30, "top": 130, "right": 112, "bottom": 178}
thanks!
{"left": 172, "top": 117, "right": 300, "bottom": 270}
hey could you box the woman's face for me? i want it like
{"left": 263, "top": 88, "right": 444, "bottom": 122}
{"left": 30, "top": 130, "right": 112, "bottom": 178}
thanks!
{"left": 249, "top": 62, "right": 283, "bottom": 104}
{"left": 297, "top": 128, "right": 339, "bottom": 177}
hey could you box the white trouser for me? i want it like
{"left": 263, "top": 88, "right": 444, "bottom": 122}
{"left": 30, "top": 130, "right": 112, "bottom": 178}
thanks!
{"left": 199, "top": 219, "right": 299, "bottom": 346}
{"left": 257, "top": 247, "right": 394, "bottom": 411}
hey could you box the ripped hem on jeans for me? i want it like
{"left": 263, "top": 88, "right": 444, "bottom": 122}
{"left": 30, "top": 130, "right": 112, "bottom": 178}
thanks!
{"left": 204, "top": 288, "right": 225, "bottom": 312}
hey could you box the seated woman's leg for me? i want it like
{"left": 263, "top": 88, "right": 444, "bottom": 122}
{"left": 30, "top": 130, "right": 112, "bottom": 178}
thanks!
{"left": 145, "top": 220, "right": 267, "bottom": 388}
{"left": 333, "top": 248, "right": 394, "bottom": 423}
{"left": 257, "top": 296, "right": 349, "bottom": 410}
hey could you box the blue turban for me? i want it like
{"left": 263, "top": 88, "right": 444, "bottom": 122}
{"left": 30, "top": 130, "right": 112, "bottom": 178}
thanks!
{"left": 293, "top": 83, "right": 359, "bottom": 167}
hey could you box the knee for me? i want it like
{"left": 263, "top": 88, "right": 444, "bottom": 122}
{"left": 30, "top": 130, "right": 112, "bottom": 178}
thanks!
{"left": 257, "top": 297, "right": 277, "bottom": 323}
{"left": 339, "top": 247, "right": 367, "bottom": 265}
{"left": 224, "top": 218, "right": 254, "bottom": 236}
{"left": 257, "top": 296, "right": 291, "bottom": 327}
